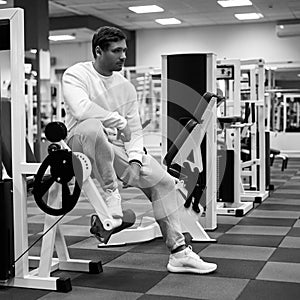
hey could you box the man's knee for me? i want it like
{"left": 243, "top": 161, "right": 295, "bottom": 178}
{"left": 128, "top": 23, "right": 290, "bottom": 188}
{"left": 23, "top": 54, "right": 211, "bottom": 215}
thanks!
{"left": 71, "top": 119, "right": 108, "bottom": 144}
{"left": 161, "top": 174, "right": 176, "bottom": 189}
{"left": 150, "top": 170, "right": 176, "bottom": 191}
{"left": 73, "top": 119, "right": 104, "bottom": 136}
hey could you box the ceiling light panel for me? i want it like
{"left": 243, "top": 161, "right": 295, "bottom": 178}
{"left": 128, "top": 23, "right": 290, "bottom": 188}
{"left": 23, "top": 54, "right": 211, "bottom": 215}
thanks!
{"left": 234, "top": 13, "right": 263, "bottom": 20}
{"left": 128, "top": 5, "right": 164, "bottom": 14}
{"left": 217, "top": 0, "right": 252, "bottom": 8}
{"left": 49, "top": 34, "right": 76, "bottom": 41}
{"left": 155, "top": 18, "right": 182, "bottom": 25}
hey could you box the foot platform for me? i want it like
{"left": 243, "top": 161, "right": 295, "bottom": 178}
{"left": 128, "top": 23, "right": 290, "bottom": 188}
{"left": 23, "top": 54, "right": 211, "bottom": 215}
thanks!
{"left": 90, "top": 209, "right": 136, "bottom": 244}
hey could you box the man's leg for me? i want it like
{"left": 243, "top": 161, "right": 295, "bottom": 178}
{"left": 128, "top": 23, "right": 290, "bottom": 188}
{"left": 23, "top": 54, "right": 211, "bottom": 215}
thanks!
{"left": 112, "top": 145, "right": 217, "bottom": 274}
{"left": 67, "top": 119, "right": 122, "bottom": 218}
{"left": 113, "top": 146, "right": 185, "bottom": 250}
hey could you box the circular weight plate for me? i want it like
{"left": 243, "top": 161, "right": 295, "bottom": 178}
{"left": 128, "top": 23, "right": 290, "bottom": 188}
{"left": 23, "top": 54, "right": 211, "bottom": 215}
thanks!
{"left": 32, "top": 150, "right": 83, "bottom": 216}
{"left": 45, "top": 121, "right": 68, "bottom": 142}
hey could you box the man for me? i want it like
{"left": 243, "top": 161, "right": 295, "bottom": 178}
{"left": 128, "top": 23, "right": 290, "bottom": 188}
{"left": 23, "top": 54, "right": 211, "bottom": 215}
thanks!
{"left": 62, "top": 26, "right": 217, "bottom": 274}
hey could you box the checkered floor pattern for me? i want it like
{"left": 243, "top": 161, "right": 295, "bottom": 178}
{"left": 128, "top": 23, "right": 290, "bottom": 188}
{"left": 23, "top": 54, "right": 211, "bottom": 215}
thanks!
{"left": 1, "top": 158, "right": 300, "bottom": 300}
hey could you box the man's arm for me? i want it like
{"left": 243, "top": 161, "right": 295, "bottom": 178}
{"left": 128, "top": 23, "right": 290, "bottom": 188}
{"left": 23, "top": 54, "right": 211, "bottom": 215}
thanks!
{"left": 123, "top": 84, "right": 144, "bottom": 164}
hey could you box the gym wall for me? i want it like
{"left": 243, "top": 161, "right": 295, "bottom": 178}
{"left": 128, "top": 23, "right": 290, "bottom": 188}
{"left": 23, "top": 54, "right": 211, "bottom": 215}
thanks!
{"left": 49, "top": 21, "right": 300, "bottom": 80}
{"left": 136, "top": 22, "right": 300, "bottom": 67}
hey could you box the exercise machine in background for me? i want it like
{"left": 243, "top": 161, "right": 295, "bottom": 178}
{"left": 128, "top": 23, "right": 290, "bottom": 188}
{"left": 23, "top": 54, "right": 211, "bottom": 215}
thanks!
{"left": 161, "top": 53, "right": 218, "bottom": 235}
{"left": 240, "top": 59, "right": 269, "bottom": 203}
{"left": 269, "top": 92, "right": 300, "bottom": 158}
{"left": 216, "top": 59, "right": 253, "bottom": 216}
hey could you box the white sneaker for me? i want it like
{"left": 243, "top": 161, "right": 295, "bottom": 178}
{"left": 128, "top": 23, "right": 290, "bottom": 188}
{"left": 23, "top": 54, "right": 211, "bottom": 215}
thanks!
{"left": 167, "top": 245, "right": 217, "bottom": 274}
{"left": 104, "top": 188, "right": 123, "bottom": 218}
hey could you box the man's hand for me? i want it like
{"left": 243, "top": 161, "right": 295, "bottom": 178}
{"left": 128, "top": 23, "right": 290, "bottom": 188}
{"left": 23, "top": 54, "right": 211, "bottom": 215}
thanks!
{"left": 117, "top": 124, "right": 131, "bottom": 142}
{"left": 121, "top": 163, "right": 141, "bottom": 188}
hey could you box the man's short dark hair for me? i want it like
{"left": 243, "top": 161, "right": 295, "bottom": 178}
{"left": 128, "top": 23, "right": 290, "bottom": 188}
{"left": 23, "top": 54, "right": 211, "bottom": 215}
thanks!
{"left": 92, "top": 26, "right": 127, "bottom": 58}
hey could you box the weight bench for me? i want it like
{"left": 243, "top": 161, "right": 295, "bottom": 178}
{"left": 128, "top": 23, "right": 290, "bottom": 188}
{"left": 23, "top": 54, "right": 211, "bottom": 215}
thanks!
{"left": 270, "top": 148, "right": 288, "bottom": 171}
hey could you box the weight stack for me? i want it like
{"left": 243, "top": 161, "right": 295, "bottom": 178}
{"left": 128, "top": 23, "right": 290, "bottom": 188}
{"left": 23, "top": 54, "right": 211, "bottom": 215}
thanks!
{"left": 217, "top": 149, "right": 234, "bottom": 203}
{"left": 0, "top": 179, "right": 15, "bottom": 281}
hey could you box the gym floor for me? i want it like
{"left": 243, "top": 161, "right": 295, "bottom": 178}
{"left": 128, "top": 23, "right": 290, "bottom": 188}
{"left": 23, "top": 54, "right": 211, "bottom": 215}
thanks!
{"left": 1, "top": 158, "right": 300, "bottom": 300}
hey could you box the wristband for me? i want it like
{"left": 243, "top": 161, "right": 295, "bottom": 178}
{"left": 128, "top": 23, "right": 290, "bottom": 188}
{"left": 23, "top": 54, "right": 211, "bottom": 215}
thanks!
{"left": 129, "top": 159, "right": 142, "bottom": 168}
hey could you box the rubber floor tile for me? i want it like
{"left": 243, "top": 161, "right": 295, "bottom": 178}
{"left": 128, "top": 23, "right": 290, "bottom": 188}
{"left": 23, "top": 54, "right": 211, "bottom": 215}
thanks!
{"left": 147, "top": 274, "right": 249, "bottom": 300}
{"left": 257, "top": 262, "right": 300, "bottom": 283}
{"left": 105, "top": 252, "right": 170, "bottom": 272}
{"left": 68, "top": 247, "right": 123, "bottom": 265}
{"left": 279, "top": 236, "right": 300, "bottom": 248}
{"left": 214, "top": 223, "right": 236, "bottom": 233}
{"left": 294, "top": 219, "right": 300, "bottom": 227}
{"left": 50, "top": 269, "right": 83, "bottom": 281}
{"left": 217, "top": 215, "right": 242, "bottom": 225}
{"left": 0, "top": 287, "right": 50, "bottom": 300}
{"left": 237, "top": 280, "right": 300, "bottom": 300}
{"left": 247, "top": 210, "right": 300, "bottom": 219}
{"left": 138, "top": 295, "right": 199, "bottom": 300}
{"left": 129, "top": 236, "right": 210, "bottom": 255}
{"left": 64, "top": 235, "right": 87, "bottom": 246}
{"left": 38, "top": 286, "right": 142, "bottom": 300}
{"left": 198, "top": 257, "right": 265, "bottom": 279}
{"left": 69, "top": 236, "right": 137, "bottom": 252}
{"left": 278, "top": 185, "right": 300, "bottom": 190}
{"left": 266, "top": 198, "right": 300, "bottom": 205}
{"left": 237, "top": 217, "right": 295, "bottom": 227}
{"left": 287, "top": 227, "right": 300, "bottom": 237}
{"left": 217, "top": 234, "right": 283, "bottom": 247}
{"left": 226, "top": 225, "right": 291, "bottom": 236}
{"left": 28, "top": 222, "right": 45, "bottom": 234}
{"left": 27, "top": 206, "right": 45, "bottom": 215}
{"left": 270, "top": 192, "right": 300, "bottom": 199}
{"left": 256, "top": 203, "right": 300, "bottom": 211}
{"left": 282, "top": 180, "right": 300, "bottom": 185}
{"left": 200, "top": 244, "right": 275, "bottom": 261}
{"left": 269, "top": 247, "right": 300, "bottom": 263}
{"left": 71, "top": 267, "right": 168, "bottom": 293}
{"left": 129, "top": 238, "right": 170, "bottom": 254}
{"left": 272, "top": 189, "right": 300, "bottom": 194}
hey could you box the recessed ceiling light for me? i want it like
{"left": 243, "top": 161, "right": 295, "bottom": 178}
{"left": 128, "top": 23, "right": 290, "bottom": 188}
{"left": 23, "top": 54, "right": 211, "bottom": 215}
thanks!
{"left": 234, "top": 13, "right": 263, "bottom": 20}
{"left": 279, "top": 25, "right": 285, "bottom": 29}
{"left": 128, "top": 5, "right": 164, "bottom": 14}
{"left": 217, "top": 0, "right": 252, "bottom": 7}
{"left": 49, "top": 34, "right": 76, "bottom": 41}
{"left": 297, "top": 74, "right": 300, "bottom": 77}
{"left": 155, "top": 18, "right": 181, "bottom": 25}
{"left": 0, "top": 1, "right": 7, "bottom": 5}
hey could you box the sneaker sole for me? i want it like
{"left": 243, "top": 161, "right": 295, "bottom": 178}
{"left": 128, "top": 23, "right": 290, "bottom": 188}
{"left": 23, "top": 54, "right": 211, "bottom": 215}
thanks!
{"left": 167, "top": 263, "right": 217, "bottom": 274}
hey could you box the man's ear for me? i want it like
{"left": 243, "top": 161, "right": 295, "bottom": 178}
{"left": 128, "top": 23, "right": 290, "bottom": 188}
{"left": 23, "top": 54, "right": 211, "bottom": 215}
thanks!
{"left": 95, "top": 46, "right": 102, "bottom": 56}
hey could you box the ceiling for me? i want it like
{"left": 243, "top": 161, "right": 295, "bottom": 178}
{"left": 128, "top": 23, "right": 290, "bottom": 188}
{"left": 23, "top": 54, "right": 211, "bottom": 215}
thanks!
{"left": 47, "top": 0, "right": 300, "bottom": 83}
{"left": 49, "top": 0, "right": 300, "bottom": 31}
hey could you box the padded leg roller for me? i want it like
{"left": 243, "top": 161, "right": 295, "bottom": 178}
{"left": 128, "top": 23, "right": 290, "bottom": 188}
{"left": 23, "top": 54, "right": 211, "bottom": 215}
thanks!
{"left": 90, "top": 209, "right": 136, "bottom": 244}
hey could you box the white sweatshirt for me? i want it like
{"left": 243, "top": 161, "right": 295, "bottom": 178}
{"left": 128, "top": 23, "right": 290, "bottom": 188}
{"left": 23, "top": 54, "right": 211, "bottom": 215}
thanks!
{"left": 62, "top": 61, "right": 144, "bottom": 163}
